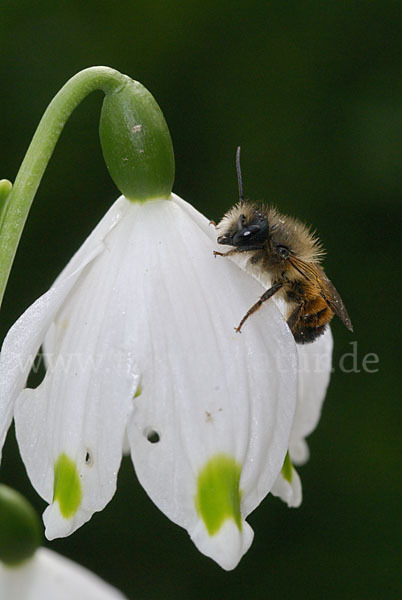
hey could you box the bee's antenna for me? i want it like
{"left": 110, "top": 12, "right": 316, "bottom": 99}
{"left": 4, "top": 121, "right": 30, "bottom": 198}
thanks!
{"left": 236, "top": 146, "right": 244, "bottom": 206}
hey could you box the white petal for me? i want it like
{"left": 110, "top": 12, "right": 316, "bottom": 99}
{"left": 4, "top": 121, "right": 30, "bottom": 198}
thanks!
{"left": 271, "top": 465, "right": 302, "bottom": 508}
{"left": 43, "top": 196, "right": 129, "bottom": 357}
{"left": 191, "top": 519, "right": 254, "bottom": 571}
{"left": 0, "top": 197, "right": 127, "bottom": 462}
{"left": 124, "top": 195, "right": 297, "bottom": 569}
{"left": 0, "top": 548, "right": 127, "bottom": 600}
{"left": 14, "top": 200, "right": 138, "bottom": 538}
{"left": 290, "top": 327, "right": 333, "bottom": 464}
{"left": 0, "top": 253, "right": 98, "bottom": 462}
{"left": 220, "top": 237, "right": 334, "bottom": 467}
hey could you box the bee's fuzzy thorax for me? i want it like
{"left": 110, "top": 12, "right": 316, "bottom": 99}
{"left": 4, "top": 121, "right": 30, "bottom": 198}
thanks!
{"left": 267, "top": 206, "right": 325, "bottom": 263}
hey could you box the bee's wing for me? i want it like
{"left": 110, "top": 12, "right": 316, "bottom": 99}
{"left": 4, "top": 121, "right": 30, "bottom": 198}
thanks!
{"left": 290, "top": 258, "right": 353, "bottom": 332}
{"left": 319, "top": 272, "right": 353, "bottom": 331}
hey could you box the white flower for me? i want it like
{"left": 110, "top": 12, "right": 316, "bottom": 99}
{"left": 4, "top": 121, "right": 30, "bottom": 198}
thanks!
{"left": 0, "top": 194, "right": 298, "bottom": 570}
{"left": 0, "top": 548, "right": 127, "bottom": 600}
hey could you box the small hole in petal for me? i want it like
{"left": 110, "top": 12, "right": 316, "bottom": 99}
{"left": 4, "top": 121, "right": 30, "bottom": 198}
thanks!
{"left": 85, "top": 451, "right": 93, "bottom": 466}
{"left": 26, "top": 347, "right": 47, "bottom": 389}
{"left": 144, "top": 428, "right": 160, "bottom": 444}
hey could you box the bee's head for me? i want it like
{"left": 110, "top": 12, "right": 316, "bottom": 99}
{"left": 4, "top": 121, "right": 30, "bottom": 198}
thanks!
{"left": 217, "top": 211, "right": 269, "bottom": 248}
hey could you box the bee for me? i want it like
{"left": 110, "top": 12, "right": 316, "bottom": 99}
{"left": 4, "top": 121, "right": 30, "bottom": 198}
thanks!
{"left": 214, "top": 148, "right": 353, "bottom": 344}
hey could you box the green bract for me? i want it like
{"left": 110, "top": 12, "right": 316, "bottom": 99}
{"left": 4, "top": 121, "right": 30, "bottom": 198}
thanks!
{"left": 100, "top": 80, "right": 174, "bottom": 201}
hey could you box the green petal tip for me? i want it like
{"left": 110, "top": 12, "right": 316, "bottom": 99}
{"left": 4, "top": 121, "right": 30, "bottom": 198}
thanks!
{"left": 281, "top": 451, "right": 293, "bottom": 483}
{"left": 195, "top": 454, "right": 242, "bottom": 536}
{"left": 53, "top": 453, "right": 82, "bottom": 518}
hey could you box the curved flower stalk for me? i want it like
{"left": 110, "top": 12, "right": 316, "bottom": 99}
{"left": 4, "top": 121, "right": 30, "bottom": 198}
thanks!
{"left": 0, "top": 548, "right": 127, "bottom": 600}
{"left": 0, "top": 193, "right": 298, "bottom": 570}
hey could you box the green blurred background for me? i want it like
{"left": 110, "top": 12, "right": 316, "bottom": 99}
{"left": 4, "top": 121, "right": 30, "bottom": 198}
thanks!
{"left": 0, "top": 1, "right": 400, "bottom": 598}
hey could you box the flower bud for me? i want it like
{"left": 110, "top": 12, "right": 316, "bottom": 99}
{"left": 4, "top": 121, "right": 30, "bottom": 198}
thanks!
{"left": 0, "top": 485, "right": 42, "bottom": 566}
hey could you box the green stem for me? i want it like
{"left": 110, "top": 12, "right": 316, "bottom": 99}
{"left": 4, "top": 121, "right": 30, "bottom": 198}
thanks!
{"left": 0, "top": 67, "right": 126, "bottom": 308}
{"left": 0, "top": 66, "right": 174, "bottom": 309}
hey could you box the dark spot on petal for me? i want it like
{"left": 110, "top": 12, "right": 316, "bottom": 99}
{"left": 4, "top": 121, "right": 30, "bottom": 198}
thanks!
{"left": 85, "top": 451, "right": 93, "bottom": 466}
{"left": 26, "top": 348, "right": 46, "bottom": 389}
{"left": 144, "top": 428, "right": 160, "bottom": 443}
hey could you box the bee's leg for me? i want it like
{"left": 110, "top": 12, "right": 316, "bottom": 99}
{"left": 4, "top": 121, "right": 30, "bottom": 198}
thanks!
{"left": 236, "top": 283, "right": 283, "bottom": 332}
{"left": 213, "top": 249, "right": 237, "bottom": 257}
{"left": 213, "top": 246, "right": 264, "bottom": 258}
{"left": 286, "top": 303, "right": 303, "bottom": 333}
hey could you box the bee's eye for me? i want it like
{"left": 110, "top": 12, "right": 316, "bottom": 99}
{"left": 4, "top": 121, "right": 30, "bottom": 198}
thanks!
{"left": 276, "top": 245, "right": 290, "bottom": 259}
{"left": 222, "top": 213, "right": 269, "bottom": 247}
